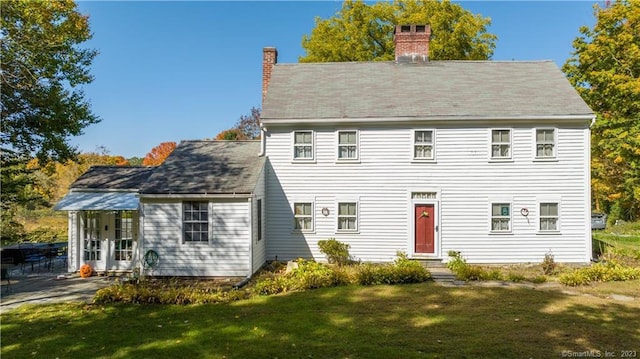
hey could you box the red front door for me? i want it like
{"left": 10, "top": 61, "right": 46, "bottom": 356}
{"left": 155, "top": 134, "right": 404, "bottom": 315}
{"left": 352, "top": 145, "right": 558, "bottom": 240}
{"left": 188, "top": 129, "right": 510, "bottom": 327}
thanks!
{"left": 415, "top": 204, "right": 435, "bottom": 254}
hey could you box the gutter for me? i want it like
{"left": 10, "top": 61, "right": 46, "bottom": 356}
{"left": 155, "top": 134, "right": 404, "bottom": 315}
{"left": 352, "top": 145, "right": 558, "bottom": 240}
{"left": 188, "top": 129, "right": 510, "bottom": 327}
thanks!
{"left": 261, "top": 114, "right": 596, "bottom": 126}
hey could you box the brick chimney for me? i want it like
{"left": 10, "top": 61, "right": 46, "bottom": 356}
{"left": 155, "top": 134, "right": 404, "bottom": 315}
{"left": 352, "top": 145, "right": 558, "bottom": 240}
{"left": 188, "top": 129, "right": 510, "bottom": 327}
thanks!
{"left": 262, "top": 47, "right": 278, "bottom": 105}
{"left": 394, "top": 25, "right": 431, "bottom": 62}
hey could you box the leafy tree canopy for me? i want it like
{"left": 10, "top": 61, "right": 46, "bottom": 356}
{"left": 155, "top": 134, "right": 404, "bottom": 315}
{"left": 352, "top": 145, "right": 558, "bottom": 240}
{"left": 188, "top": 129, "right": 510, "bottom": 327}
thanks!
{"left": 1, "top": 0, "right": 100, "bottom": 163}
{"left": 143, "top": 142, "right": 177, "bottom": 166}
{"left": 563, "top": 0, "right": 640, "bottom": 221}
{"left": 214, "top": 107, "right": 262, "bottom": 140}
{"left": 300, "top": 0, "right": 496, "bottom": 62}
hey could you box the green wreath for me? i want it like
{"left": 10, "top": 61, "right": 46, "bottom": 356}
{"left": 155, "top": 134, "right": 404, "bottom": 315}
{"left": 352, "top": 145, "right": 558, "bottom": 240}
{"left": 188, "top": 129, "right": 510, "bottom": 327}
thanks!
{"left": 143, "top": 249, "right": 159, "bottom": 268}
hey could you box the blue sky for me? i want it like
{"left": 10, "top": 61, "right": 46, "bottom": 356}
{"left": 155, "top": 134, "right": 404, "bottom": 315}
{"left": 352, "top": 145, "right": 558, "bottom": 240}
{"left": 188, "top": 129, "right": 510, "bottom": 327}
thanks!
{"left": 72, "top": 1, "right": 599, "bottom": 159}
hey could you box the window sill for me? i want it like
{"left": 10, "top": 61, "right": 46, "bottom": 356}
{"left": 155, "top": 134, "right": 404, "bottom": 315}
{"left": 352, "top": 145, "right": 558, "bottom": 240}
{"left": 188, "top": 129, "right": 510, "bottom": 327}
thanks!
{"left": 292, "top": 229, "right": 315, "bottom": 235}
{"left": 536, "top": 231, "right": 561, "bottom": 235}
{"left": 489, "top": 231, "right": 513, "bottom": 235}
{"left": 488, "top": 159, "right": 514, "bottom": 163}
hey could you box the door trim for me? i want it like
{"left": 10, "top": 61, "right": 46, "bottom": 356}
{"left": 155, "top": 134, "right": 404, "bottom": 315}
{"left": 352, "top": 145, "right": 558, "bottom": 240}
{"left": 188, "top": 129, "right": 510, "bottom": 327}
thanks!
{"left": 408, "top": 191, "right": 440, "bottom": 259}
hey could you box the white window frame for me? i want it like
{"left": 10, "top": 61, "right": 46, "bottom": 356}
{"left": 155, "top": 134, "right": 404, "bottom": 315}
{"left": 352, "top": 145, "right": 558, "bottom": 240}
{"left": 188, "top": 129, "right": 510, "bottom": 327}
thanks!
{"left": 490, "top": 129, "right": 512, "bottom": 160}
{"left": 336, "top": 130, "right": 359, "bottom": 161}
{"left": 538, "top": 202, "right": 560, "bottom": 233}
{"left": 534, "top": 128, "right": 557, "bottom": 160}
{"left": 413, "top": 129, "right": 435, "bottom": 161}
{"left": 337, "top": 201, "right": 359, "bottom": 233}
{"left": 182, "top": 201, "right": 210, "bottom": 244}
{"left": 490, "top": 202, "right": 512, "bottom": 233}
{"left": 292, "top": 130, "right": 315, "bottom": 161}
{"left": 293, "top": 201, "right": 314, "bottom": 232}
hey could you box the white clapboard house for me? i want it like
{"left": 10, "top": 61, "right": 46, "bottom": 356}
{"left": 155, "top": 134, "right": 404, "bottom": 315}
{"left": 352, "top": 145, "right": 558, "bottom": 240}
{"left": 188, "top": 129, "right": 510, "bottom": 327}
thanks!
{"left": 56, "top": 25, "right": 595, "bottom": 278}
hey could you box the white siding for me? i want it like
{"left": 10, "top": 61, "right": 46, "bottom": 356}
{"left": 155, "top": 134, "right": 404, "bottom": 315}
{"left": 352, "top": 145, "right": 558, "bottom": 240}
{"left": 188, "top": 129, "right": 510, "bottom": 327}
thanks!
{"left": 252, "top": 164, "right": 267, "bottom": 274}
{"left": 265, "top": 122, "right": 591, "bottom": 264}
{"left": 141, "top": 198, "right": 251, "bottom": 276}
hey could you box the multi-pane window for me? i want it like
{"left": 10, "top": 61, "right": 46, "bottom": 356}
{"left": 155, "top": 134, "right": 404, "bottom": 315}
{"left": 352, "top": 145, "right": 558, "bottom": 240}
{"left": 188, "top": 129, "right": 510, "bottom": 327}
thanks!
{"left": 83, "top": 211, "right": 101, "bottom": 261}
{"left": 414, "top": 130, "right": 434, "bottom": 160}
{"left": 294, "top": 202, "right": 313, "bottom": 231}
{"left": 491, "top": 203, "right": 511, "bottom": 232}
{"left": 338, "top": 202, "right": 358, "bottom": 231}
{"left": 536, "top": 129, "right": 555, "bottom": 158}
{"left": 491, "top": 129, "right": 511, "bottom": 159}
{"left": 293, "top": 131, "right": 313, "bottom": 160}
{"left": 183, "top": 201, "right": 209, "bottom": 242}
{"left": 540, "top": 203, "right": 559, "bottom": 231}
{"left": 338, "top": 131, "right": 358, "bottom": 160}
{"left": 115, "top": 211, "right": 134, "bottom": 261}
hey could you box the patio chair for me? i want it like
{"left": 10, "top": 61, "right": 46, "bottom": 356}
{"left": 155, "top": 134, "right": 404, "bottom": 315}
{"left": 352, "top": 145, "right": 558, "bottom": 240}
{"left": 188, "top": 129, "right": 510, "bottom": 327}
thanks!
{"left": 1, "top": 256, "right": 13, "bottom": 293}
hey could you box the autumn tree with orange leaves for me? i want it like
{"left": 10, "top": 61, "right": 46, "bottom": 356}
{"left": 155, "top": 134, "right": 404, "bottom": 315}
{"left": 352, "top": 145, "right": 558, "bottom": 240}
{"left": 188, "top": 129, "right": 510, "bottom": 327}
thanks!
{"left": 143, "top": 141, "right": 177, "bottom": 166}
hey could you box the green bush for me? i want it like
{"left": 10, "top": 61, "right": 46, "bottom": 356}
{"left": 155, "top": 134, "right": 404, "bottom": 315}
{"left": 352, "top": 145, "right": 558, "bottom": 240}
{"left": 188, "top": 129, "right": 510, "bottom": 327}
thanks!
{"left": 94, "top": 279, "right": 250, "bottom": 304}
{"left": 318, "top": 238, "right": 352, "bottom": 265}
{"left": 253, "top": 276, "right": 296, "bottom": 296}
{"left": 446, "top": 251, "right": 486, "bottom": 281}
{"left": 289, "top": 258, "right": 339, "bottom": 289}
{"left": 559, "top": 261, "right": 640, "bottom": 286}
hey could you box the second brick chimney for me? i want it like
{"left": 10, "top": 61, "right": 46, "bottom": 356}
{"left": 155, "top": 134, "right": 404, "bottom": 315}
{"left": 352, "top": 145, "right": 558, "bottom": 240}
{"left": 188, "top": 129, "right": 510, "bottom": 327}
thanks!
{"left": 262, "top": 47, "right": 278, "bottom": 105}
{"left": 394, "top": 24, "right": 431, "bottom": 63}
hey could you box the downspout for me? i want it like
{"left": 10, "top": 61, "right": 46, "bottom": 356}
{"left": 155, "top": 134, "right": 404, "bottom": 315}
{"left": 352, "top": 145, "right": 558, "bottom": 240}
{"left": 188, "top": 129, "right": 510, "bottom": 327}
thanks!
{"left": 258, "top": 126, "right": 267, "bottom": 157}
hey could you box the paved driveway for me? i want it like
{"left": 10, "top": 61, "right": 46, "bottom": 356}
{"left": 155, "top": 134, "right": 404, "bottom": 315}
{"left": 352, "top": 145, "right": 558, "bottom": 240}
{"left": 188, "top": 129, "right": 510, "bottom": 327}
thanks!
{"left": 1, "top": 259, "right": 115, "bottom": 314}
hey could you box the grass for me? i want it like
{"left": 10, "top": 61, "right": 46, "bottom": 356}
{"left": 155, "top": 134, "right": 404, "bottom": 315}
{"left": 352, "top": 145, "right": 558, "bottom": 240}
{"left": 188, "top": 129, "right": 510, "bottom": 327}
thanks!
{"left": 2, "top": 283, "right": 639, "bottom": 359}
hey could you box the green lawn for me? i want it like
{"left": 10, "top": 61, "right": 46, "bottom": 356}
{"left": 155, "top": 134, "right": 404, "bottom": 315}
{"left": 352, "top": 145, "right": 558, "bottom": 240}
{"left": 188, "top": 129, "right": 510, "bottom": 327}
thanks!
{"left": 2, "top": 283, "right": 638, "bottom": 359}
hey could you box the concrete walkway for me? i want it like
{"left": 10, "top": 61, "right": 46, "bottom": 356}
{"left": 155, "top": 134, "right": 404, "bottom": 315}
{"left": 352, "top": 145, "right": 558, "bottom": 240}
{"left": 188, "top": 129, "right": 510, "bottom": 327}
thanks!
{"left": 0, "top": 259, "right": 116, "bottom": 314}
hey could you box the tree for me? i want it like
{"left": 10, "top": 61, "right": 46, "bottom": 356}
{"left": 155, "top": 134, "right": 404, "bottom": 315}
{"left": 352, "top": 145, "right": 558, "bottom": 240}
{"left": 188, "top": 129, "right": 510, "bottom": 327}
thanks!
{"left": 1, "top": 0, "right": 99, "bottom": 163}
{"left": 300, "top": 0, "right": 496, "bottom": 63}
{"left": 214, "top": 107, "right": 262, "bottom": 140}
{"left": 1, "top": 0, "right": 99, "bottom": 231}
{"left": 143, "top": 142, "right": 177, "bottom": 166}
{"left": 215, "top": 129, "right": 248, "bottom": 141}
{"left": 563, "top": 1, "right": 640, "bottom": 221}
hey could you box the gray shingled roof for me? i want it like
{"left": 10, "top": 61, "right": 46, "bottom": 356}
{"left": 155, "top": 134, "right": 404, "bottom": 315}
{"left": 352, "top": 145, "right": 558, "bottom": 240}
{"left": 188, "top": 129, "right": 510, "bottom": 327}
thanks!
{"left": 261, "top": 60, "right": 593, "bottom": 122}
{"left": 71, "top": 166, "right": 154, "bottom": 190}
{"left": 139, "top": 140, "right": 264, "bottom": 195}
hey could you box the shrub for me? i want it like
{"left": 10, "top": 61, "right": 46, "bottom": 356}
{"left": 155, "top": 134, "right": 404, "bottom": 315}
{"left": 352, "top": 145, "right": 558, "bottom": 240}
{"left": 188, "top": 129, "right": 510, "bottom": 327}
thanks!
{"left": 391, "top": 251, "right": 432, "bottom": 283}
{"left": 289, "top": 258, "right": 338, "bottom": 289}
{"left": 446, "top": 251, "right": 485, "bottom": 281}
{"left": 94, "top": 279, "right": 250, "bottom": 304}
{"left": 559, "top": 261, "right": 640, "bottom": 286}
{"left": 253, "top": 276, "right": 295, "bottom": 296}
{"left": 318, "top": 238, "right": 352, "bottom": 265}
{"left": 542, "top": 251, "right": 557, "bottom": 275}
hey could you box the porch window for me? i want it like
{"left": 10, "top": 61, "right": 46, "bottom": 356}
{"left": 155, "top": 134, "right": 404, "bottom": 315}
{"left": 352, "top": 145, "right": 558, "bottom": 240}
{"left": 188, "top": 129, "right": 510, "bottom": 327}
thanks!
{"left": 293, "top": 131, "right": 314, "bottom": 160}
{"left": 337, "top": 130, "right": 358, "bottom": 160}
{"left": 183, "top": 201, "right": 209, "bottom": 242}
{"left": 115, "top": 211, "right": 133, "bottom": 261}
{"left": 414, "top": 130, "right": 434, "bottom": 160}
{"left": 491, "top": 203, "right": 511, "bottom": 232}
{"left": 294, "top": 202, "right": 313, "bottom": 231}
{"left": 539, "top": 203, "right": 559, "bottom": 231}
{"left": 536, "top": 129, "right": 556, "bottom": 158}
{"left": 83, "top": 211, "right": 101, "bottom": 261}
{"left": 491, "top": 129, "right": 511, "bottom": 159}
{"left": 338, "top": 202, "right": 358, "bottom": 231}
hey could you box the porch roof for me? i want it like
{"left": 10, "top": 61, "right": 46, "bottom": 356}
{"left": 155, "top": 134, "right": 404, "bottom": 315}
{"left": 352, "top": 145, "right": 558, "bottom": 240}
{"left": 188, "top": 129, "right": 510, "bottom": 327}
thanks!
{"left": 53, "top": 191, "right": 139, "bottom": 211}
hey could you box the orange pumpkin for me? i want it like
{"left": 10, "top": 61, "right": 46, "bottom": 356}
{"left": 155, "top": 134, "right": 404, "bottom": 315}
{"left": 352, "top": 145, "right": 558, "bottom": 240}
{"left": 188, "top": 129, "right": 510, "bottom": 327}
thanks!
{"left": 79, "top": 264, "right": 93, "bottom": 278}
